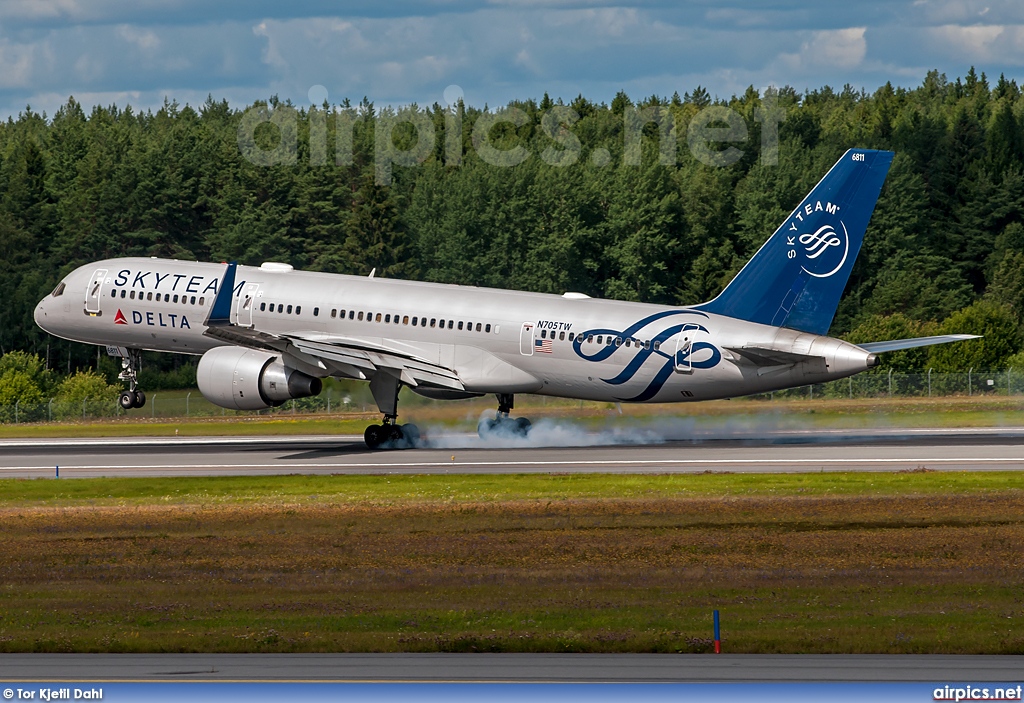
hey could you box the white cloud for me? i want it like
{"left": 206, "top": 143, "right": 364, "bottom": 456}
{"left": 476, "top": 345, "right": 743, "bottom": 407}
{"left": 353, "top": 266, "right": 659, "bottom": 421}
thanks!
{"left": 0, "top": 40, "right": 36, "bottom": 89}
{"left": 777, "top": 27, "right": 867, "bottom": 73}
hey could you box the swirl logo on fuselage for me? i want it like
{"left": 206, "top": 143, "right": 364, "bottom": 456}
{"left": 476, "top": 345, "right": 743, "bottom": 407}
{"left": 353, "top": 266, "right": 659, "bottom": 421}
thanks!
{"left": 799, "top": 221, "right": 849, "bottom": 278}
{"left": 572, "top": 310, "right": 722, "bottom": 402}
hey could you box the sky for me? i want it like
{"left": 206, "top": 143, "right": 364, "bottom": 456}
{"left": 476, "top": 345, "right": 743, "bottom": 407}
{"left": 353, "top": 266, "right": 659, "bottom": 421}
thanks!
{"left": 1, "top": 0, "right": 1023, "bottom": 119}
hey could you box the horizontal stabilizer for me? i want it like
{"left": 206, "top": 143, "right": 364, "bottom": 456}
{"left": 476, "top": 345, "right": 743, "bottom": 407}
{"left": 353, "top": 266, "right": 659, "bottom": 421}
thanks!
{"left": 856, "top": 334, "right": 981, "bottom": 354}
{"left": 725, "top": 345, "right": 824, "bottom": 367}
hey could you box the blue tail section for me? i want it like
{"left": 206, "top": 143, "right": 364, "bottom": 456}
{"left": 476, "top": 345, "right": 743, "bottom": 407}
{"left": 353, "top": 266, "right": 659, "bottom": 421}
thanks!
{"left": 696, "top": 149, "right": 894, "bottom": 335}
{"left": 205, "top": 262, "right": 237, "bottom": 326}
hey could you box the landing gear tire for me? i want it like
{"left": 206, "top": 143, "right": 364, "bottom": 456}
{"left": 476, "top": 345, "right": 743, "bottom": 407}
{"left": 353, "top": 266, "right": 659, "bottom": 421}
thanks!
{"left": 133, "top": 390, "right": 146, "bottom": 408}
{"left": 364, "top": 424, "right": 386, "bottom": 450}
{"left": 119, "top": 391, "right": 135, "bottom": 411}
{"left": 364, "top": 423, "right": 421, "bottom": 450}
{"left": 478, "top": 415, "right": 532, "bottom": 439}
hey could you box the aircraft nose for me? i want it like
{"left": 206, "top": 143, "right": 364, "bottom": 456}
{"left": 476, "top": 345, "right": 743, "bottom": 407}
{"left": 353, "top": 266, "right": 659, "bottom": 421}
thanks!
{"left": 34, "top": 298, "right": 50, "bottom": 332}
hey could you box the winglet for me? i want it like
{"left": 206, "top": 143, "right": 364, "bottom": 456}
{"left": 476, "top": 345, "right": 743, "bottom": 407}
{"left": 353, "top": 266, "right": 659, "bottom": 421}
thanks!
{"left": 204, "top": 262, "right": 237, "bottom": 327}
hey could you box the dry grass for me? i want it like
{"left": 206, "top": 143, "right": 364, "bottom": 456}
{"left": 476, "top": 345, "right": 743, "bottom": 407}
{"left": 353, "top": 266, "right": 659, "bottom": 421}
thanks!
{"left": 2, "top": 490, "right": 1023, "bottom": 653}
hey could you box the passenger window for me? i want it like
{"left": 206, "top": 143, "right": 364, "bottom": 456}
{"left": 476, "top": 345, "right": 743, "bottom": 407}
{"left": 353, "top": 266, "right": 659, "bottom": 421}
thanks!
{"left": 448, "top": 320, "right": 454, "bottom": 329}
{"left": 473, "top": 323, "right": 479, "bottom": 332}
{"left": 130, "top": 290, "right": 136, "bottom": 299}
{"left": 199, "top": 297, "right": 205, "bottom": 305}
{"left": 191, "top": 296, "right": 196, "bottom": 305}
{"left": 111, "top": 289, "right": 117, "bottom": 297}
{"left": 403, "top": 315, "right": 409, "bottom": 325}
{"left": 458, "top": 321, "right": 463, "bottom": 330}
{"left": 121, "top": 290, "right": 127, "bottom": 299}
{"left": 183, "top": 296, "right": 188, "bottom": 305}
{"left": 298, "top": 305, "right": 303, "bottom": 314}
{"left": 260, "top": 302, "right": 266, "bottom": 312}
{"left": 421, "top": 317, "right": 427, "bottom": 327}
{"left": 430, "top": 318, "right": 436, "bottom": 328}
{"left": 644, "top": 340, "right": 650, "bottom": 350}
{"left": 615, "top": 337, "right": 622, "bottom": 346}
{"left": 412, "top": 316, "right": 418, "bottom": 325}
{"left": 568, "top": 332, "right": 574, "bottom": 341}
{"left": 541, "top": 330, "right": 547, "bottom": 339}
{"left": 597, "top": 335, "right": 603, "bottom": 344}
{"left": 172, "top": 294, "right": 178, "bottom": 303}
{"left": 313, "top": 307, "right": 318, "bottom": 317}
{"left": 485, "top": 324, "right": 491, "bottom": 333}
{"left": 331, "top": 309, "right": 336, "bottom": 318}
{"left": 286, "top": 305, "right": 293, "bottom": 314}
{"left": 394, "top": 316, "right": 400, "bottom": 324}
{"left": 156, "top": 293, "right": 162, "bottom": 302}
{"left": 375, "top": 313, "right": 382, "bottom": 322}
{"left": 653, "top": 341, "right": 661, "bottom": 350}
{"left": 348, "top": 311, "right": 354, "bottom": 319}
{"left": 385, "top": 314, "right": 391, "bottom": 323}
{"left": 559, "top": 331, "right": 565, "bottom": 341}
{"left": 358, "top": 312, "right": 364, "bottom": 321}
{"left": 587, "top": 335, "right": 593, "bottom": 343}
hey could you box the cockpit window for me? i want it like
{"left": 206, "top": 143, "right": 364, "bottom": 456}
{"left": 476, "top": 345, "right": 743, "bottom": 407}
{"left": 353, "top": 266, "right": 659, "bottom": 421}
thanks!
{"left": 52, "top": 282, "right": 66, "bottom": 297}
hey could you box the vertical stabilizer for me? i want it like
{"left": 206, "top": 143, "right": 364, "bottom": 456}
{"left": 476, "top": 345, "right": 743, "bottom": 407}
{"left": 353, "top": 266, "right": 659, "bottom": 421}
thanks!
{"left": 696, "top": 149, "right": 894, "bottom": 335}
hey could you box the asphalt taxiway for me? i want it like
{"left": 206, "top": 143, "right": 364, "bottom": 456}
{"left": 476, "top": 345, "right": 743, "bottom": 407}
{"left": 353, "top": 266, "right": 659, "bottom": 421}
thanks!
{"left": 2, "top": 653, "right": 1023, "bottom": 682}
{"left": 3, "top": 426, "right": 1024, "bottom": 477}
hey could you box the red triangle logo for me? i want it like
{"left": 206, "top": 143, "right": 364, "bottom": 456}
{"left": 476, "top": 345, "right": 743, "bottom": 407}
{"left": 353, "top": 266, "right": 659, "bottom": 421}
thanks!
{"left": 114, "top": 309, "right": 128, "bottom": 325}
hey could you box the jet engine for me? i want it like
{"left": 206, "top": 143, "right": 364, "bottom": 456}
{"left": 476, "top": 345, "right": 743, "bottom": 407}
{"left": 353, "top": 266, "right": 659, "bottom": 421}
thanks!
{"left": 197, "top": 346, "right": 322, "bottom": 411}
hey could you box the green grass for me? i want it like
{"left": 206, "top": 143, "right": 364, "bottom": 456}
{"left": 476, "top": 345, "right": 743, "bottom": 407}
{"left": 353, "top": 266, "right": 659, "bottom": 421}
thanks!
{"left": 1, "top": 470, "right": 1022, "bottom": 507}
{"left": 3, "top": 393, "right": 1024, "bottom": 438}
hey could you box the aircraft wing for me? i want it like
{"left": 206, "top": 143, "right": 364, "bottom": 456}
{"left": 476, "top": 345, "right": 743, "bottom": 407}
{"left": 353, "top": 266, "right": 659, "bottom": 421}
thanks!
{"left": 856, "top": 335, "right": 981, "bottom": 353}
{"left": 202, "top": 263, "right": 465, "bottom": 391}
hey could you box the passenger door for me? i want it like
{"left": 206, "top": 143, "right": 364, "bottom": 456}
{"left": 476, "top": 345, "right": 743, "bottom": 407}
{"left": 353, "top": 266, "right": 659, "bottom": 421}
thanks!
{"left": 520, "top": 322, "right": 535, "bottom": 356}
{"left": 673, "top": 323, "right": 703, "bottom": 374}
{"left": 85, "top": 269, "right": 107, "bottom": 315}
{"left": 236, "top": 283, "right": 260, "bottom": 327}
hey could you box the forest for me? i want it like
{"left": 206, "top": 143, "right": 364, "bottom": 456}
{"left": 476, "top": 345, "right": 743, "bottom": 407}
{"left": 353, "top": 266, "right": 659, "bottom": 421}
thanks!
{"left": 3, "top": 68, "right": 1024, "bottom": 389}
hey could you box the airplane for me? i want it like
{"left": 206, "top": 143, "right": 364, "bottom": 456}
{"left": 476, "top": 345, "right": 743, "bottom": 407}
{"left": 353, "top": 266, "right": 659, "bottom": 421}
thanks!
{"left": 34, "top": 148, "right": 978, "bottom": 448}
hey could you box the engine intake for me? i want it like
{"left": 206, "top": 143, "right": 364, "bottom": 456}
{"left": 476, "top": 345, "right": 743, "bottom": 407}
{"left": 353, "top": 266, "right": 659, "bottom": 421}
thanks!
{"left": 197, "top": 346, "right": 322, "bottom": 410}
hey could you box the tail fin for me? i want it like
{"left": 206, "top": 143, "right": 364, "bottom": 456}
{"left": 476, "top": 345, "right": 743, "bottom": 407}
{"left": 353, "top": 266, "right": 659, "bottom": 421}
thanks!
{"left": 696, "top": 149, "right": 894, "bottom": 335}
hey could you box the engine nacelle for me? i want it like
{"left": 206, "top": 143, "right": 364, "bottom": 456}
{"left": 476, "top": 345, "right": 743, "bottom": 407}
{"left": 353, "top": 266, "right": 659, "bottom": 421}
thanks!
{"left": 197, "top": 346, "right": 322, "bottom": 410}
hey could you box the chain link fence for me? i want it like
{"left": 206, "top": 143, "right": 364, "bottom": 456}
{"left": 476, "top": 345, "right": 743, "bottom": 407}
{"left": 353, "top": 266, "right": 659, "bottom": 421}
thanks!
{"left": 0, "top": 388, "right": 360, "bottom": 424}
{"left": 0, "top": 370, "right": 1021, "bottom": 424}
{"left": 759, "top": 369, "right": 1018, "bottom": 401}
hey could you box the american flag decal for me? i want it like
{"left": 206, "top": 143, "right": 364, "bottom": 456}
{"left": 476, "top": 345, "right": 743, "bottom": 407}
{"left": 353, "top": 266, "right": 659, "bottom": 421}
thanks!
{"left": 535, "top": 338, "right": 553, "bottom": 353}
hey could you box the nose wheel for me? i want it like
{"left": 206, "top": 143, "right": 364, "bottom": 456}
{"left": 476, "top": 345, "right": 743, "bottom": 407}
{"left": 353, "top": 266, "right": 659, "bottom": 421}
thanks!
{"left": 118, "top": 389, "right": 146, "bottom": 410}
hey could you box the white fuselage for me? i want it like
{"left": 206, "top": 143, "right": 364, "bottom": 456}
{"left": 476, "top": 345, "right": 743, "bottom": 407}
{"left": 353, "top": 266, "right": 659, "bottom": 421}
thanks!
{"left": 35, "top": 257, "right": 876, "bottom": 404}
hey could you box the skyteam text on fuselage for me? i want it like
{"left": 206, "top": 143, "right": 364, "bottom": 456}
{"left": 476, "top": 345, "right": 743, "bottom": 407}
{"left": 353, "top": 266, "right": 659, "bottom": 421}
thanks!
{"left": 34, "top": 149, "right": 977, "bottom": 448}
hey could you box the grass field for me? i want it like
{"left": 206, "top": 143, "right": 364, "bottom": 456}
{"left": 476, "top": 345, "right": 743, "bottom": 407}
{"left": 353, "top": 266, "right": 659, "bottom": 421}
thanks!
{"left": 3, "top": 394, "right": 1024, "bottom": 438}
{"left": 1, "top": 472, "right": 1021, "bottom": 654}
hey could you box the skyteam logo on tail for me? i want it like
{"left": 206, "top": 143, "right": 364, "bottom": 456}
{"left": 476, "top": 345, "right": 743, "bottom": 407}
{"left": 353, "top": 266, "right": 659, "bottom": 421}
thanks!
{"left": 786, "top": 200, "right": 848, "bottom": 279}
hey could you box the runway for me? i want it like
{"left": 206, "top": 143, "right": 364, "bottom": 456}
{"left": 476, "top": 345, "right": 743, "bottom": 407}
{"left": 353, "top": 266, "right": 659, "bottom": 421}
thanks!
{"left": 3, "top": 653, "right": 1024, "bottom": 682}
{"left": 4, "top": 426, "right": 1024, "bottom": 477}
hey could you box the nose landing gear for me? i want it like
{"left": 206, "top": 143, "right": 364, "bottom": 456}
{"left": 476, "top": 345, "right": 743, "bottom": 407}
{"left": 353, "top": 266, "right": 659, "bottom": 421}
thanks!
{"left": 111, "top": 347, "right": 146, "bottom": 410}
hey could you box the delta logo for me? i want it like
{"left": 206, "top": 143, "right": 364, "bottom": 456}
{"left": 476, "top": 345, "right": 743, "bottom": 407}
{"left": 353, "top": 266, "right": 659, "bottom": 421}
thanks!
{"left": 113, "top": 308, "right": 191, "bottom": 329}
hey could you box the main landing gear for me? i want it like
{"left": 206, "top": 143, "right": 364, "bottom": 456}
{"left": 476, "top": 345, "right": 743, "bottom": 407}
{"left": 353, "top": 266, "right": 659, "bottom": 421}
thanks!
{"left": 363, "top": 373, "right": 420, "bottom": 450}
{"left": 116, "top": 348, "right": 146, "bottom": 410}
{"left": 477, "top": 393, "right": 532, "bottom": 438}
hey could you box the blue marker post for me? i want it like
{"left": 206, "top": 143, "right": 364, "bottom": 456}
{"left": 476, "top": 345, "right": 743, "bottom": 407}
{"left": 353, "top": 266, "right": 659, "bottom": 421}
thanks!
{"left": 55, "top": 465, "right": 59, "bottom": 479}
{"left": 713, "top": 609, "right": 721, "bottom": 653}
